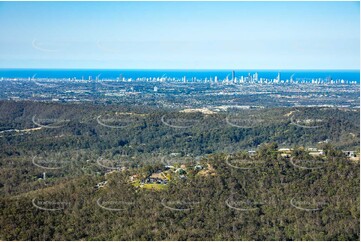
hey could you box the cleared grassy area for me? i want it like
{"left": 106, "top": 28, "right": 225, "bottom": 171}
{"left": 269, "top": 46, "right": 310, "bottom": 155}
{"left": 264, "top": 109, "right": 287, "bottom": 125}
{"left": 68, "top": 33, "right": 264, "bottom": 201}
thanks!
{"left": 131, "top": 178, "right": 168, "bottom": 191}
{"left": 131, "top": 180, "right": 141, "bottom": 187}
{"left": 142, "top": 183, "right": 168, "bottom": 191}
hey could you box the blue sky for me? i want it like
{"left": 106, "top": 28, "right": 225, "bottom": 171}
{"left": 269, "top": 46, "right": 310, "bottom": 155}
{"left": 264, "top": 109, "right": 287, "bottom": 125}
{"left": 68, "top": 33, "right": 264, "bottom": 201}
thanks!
{"left": 0, "top": 1, "right": 359, "bottom": 69}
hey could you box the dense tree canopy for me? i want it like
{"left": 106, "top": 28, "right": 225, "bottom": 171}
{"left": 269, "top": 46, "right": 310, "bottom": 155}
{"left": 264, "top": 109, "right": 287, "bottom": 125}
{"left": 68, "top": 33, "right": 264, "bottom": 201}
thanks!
{"left": 0, "top": 101, "right": 359, "bottom": 240}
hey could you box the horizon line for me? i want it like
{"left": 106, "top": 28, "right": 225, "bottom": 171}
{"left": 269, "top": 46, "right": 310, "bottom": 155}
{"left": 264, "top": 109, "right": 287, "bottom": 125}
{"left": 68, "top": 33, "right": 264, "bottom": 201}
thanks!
{"left": 0, "top": 68, "right": 359, "bottom": 71}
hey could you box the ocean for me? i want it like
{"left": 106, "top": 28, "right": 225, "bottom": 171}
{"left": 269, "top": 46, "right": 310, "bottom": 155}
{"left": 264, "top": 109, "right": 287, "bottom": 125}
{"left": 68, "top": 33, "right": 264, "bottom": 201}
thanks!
{"left": 0, "top": 69, "right": 359, "bottom": 82}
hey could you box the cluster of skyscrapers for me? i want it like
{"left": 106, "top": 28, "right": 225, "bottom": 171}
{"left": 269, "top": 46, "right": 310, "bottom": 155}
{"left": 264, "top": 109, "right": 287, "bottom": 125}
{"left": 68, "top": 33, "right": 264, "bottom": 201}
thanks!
{"left": 116, "top": 71, "right": 357, "bottom": 85}
{"left": 19, "top": 71, "right": 356, "bottom": 85}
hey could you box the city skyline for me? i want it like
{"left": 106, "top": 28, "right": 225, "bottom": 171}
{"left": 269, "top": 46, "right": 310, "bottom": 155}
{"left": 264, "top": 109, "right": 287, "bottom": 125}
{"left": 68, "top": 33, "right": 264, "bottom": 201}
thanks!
{"left": 0, "top": 1, "right": 359, "bottom": 69}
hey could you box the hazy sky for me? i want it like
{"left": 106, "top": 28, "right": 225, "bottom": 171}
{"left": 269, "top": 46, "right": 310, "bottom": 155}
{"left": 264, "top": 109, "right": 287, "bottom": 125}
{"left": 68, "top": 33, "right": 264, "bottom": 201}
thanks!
{"left": 0, "top": 1, "right": 359, "bottom": 69}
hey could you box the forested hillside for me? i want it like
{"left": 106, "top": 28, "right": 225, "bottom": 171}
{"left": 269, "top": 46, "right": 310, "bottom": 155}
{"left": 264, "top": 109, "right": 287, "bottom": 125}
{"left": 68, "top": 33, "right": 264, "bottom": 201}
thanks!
{"left": 0, "top": 101, "right": 359, "bottom": 240}
{"left": 0, "top": 101, "right": 359, "bottom": 155}
{"left": 0, "top": 143, "right": 359, "bottom": 240}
